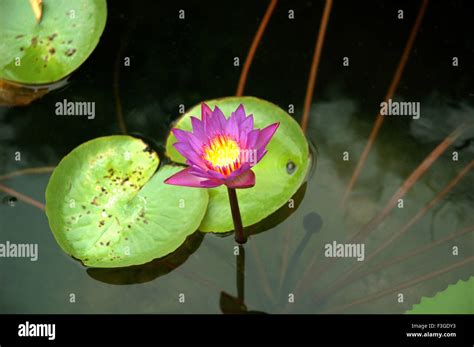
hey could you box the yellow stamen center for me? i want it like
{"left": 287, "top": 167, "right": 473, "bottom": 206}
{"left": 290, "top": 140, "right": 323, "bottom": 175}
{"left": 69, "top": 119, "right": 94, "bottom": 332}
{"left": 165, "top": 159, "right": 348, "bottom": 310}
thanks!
{"left": 202, "top": 135, "right": 241, "bottom": 176}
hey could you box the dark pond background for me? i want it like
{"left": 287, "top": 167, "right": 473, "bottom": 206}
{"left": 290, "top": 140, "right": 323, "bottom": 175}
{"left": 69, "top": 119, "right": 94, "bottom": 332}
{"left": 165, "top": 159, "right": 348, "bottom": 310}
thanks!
{"left": 0, "top": 0, "right": 473, "bottom": 313}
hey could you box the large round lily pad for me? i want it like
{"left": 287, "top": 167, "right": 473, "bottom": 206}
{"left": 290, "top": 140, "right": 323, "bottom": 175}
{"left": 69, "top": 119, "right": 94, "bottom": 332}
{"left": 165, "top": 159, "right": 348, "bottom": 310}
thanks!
{"left": 45, "top": 136, "right": 209, "bottom": 267}
{"left": 165, "top": 97, "right": 311, "bottom": 232}
{"left": 0, "top": 0, "right": 107, "bottom": 84}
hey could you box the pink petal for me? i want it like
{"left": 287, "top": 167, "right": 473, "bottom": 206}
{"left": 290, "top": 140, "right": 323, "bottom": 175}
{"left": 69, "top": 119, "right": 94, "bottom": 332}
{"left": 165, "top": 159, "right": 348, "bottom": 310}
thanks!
{"left": 231, "top": 104, "right": 247, "bottom": 124}
{"left": 190, "top": 116, "right": 206, "bottom": 141}
{"left": 204, "top": 169, "right": 227, "bottom": 180}
{"left": 224, "top": 162, "right": 251, "bottom": 180}
{"left": 244, "top": 129, "right": 260, "bottom": 149}
{"left": 164, "top": 168, "right": 222, "bottom": 188}
{"left": 256, "top": 122, "right": 279, "bottom": 150}
{"left": 225, "top": 169, "right": 255, "bottom": 189}
{"left": 201, "top": 103, "right": 212, "bottom": 121}
{"left": 212, "top": 106, "right": 228, "bottom": 131}
{"left": 238, "top": 114, "right": 254, "bottom": 144}
{"left": 188, "top": 166, "right": 211, "bottom": 178}
{"left": 203, "top": 105, "right": 222, "bottom": 136}
{"left": 172, "top": 128, "right": 191, "bottom": 143}
{"left": 172, "top": 143, "right": 208, "bottom": 169}
{"left": 256, "top": 148, "right": 268, "bottom": 162}
{"left": 172, "top": 128, "right": 203, "bottom": 150}
{"left": 240, "top": 114, "right": 254, "bottom": 133}
{"left": 189, "top": 166, "right": 226, "bottom": 180}
{"left": 173, "top": 142, "right": 198, "bottom": 158}
{"left": 200, "top": 178, "right": 225, "bottom": 188}
{"left": 164, "top": 167, "right": 206, "bottom": 187}
{"left": 226, "top": 111, "right": 239, "bottom": 139}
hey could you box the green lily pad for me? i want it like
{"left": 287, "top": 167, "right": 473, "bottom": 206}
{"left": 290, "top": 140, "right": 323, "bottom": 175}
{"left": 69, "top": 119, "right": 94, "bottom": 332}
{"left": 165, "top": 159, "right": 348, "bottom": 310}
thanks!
{"left": 406, "top": 277, "right": 474, "bottom": 314}
{"left": 45, "top": 136, "right": 209, "bottom": 268}
{"left": 165, "top": 96, "right": 311, "bottom": 232}
{"left": 0, "top": 0, "right": 107, "bottom": 84}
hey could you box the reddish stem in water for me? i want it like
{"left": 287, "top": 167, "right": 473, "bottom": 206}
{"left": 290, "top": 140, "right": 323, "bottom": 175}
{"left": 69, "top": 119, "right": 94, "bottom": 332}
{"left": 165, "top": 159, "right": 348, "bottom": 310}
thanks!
{"left": 341, "top": 0, "right": 429, "bottom": 206}
{"left": 300, "top": 0, "right": 333, "bottom": 133}
{"left": 236, "top": 0, "right": 278, "bottom": 96}
{"left": 0, "top": 183, "right": 45, "bottom": 211}
{"left": 0, "top": 166, "right": 55, "bottom": 181}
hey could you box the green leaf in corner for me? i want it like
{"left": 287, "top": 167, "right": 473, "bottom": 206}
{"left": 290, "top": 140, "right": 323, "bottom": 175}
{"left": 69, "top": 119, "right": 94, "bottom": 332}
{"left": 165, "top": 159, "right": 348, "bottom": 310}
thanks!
{"left": 0, "top": 0, "right": 107, "bottom": 84}
{"left": 406, "top": 277, "right": 474, "bottom": 314}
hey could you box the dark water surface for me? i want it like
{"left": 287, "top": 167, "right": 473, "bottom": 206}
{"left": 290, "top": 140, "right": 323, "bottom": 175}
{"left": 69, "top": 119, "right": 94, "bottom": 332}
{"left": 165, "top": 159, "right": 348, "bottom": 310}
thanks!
{"left": 0, "top": 0, "right": 473, "bottom": 313}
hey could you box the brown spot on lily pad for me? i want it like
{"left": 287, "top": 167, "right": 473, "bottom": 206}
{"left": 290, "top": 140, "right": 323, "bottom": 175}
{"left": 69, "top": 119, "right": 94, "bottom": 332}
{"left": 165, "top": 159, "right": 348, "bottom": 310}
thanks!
{"left": 65, "top": 48, "right": 77, "bottom": 57}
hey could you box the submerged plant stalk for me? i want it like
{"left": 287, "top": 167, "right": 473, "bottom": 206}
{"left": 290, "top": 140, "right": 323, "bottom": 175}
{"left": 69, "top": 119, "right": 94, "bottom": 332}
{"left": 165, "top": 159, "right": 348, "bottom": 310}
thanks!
{"left": 227, "top": 188, "right": 247, "bottom": 244}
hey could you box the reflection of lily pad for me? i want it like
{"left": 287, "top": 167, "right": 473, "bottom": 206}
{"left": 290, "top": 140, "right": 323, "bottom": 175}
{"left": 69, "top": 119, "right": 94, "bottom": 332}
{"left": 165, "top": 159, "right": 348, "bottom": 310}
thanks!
{"left": 407, "top": 277, "right": 474, "bottom": 314}
{"left": 166, "top": 97, "right": 311, "bottom": 232}
{"left": 86, "top": 231, "right": 204, "bottom": 284}
{"left": 45, "top": 136, "right": 209, "bottom": 267}
{"left": 245, "top": 182, "right": 307, "bottom": 237}
{"left": 0, "top": 0, "right": 107, "bottom": 84}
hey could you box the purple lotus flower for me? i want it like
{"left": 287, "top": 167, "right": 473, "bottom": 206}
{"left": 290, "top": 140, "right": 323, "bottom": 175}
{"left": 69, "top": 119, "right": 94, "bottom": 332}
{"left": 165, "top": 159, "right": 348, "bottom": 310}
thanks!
{"left": 164, "top": 103, "right": 279, "bottom": 189}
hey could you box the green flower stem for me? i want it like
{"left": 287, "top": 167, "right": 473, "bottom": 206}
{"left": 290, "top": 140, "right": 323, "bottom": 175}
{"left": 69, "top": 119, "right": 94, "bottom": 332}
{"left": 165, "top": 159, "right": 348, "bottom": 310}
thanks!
{"left": 227, "top": 188, "right": 247, "bottom": 244}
